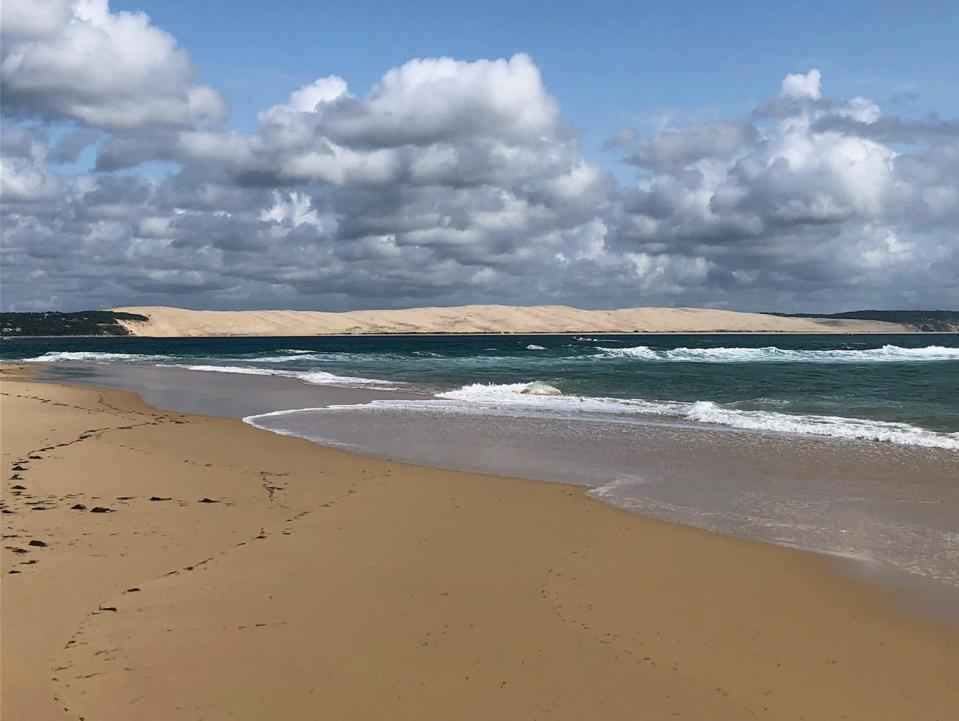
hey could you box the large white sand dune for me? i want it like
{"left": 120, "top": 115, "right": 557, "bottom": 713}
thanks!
{"left": 111, "top": 305, "right": 912, "bottom": 336}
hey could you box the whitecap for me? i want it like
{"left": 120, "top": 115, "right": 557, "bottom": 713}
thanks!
{"left": 595, "top": 344, "right": 959, "bottom": 363}
{"left": 170, "top": 363, "right": 399, "bottom": 388}
{"left": 684, "top": 401, "right": 959, "bottom": 450}
{"left": 356, "top": 382, "right": 959, "bottom": 451}
{"left": 23, "top": 351, "right": 173, "bottom": 362}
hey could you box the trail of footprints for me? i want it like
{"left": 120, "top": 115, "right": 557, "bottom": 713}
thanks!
{"left": 50, "top": 472, "right": 363, "bottom": 721}
{"left": 4, "top": 389, "right": 374, "bottom": 719}
{"left": 3, "top": 393, "right": 185, "bottom": 575}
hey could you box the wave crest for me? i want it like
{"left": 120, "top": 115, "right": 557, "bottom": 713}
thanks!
{"left": 174, "top": 364, "right": 398, "bottom": 388}
{"left": 24, "top": 351, "right": 172, "bottom": 362}
{"left": 595, "top": 344, "right": 959, "bottom": 363}
{"left": 426, "top": 382, "right": 959, "bottom": 450}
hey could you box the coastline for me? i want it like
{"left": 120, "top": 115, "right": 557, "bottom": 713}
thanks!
{"left": 108, "top": 304, "right": 922, "bottom": 336}
{"left": 5, "top": 330, "right": 955, "bottom": 340}
{"left": 3, "top": 365, "right": 959, "bottom": 719}
{"left": 31, "top": 357, "right": 959, "bottom": 601}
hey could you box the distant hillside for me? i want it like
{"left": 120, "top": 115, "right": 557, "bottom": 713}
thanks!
{"left": 105, "top": 305, "right": 916, "bottom": 336}
{"left": 771, "top": 310, "right": 959, "bottom": 332}
{"left": 0, "top": 311, "right": 149, "bottom": 337}
{"left": 6, "top": 306, "right": 951, "bottom": 338}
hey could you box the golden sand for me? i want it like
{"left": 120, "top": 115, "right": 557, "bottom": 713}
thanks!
{"left": 111, "top": 304, "right": 911, "bottom": 336}
{"left": 2, "top": 367, "right": 956, "bottom": 720}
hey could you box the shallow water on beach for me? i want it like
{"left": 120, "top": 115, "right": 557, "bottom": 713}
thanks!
{"left": 7, "top": 333, "right": 959, "bottom": 609}
{"left": 247, "top": 393, "right": 959, "bottom": 600}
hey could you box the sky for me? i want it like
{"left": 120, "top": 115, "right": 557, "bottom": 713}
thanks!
{"left": 1, "top": 0, "right": 957, "bottom": 312}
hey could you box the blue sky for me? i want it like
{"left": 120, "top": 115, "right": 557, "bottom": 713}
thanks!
{"left": 112, "top": 0, "right": 959, "bottom": 165}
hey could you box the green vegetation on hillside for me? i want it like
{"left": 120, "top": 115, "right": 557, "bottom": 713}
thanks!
{"left": 0, "top": 311, "right": 148, "bottom": 337}
{"left": 771, "top": 310, "right": 959, "bottom": 332}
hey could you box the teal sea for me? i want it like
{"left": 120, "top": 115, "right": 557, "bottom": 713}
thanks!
{"left": 6, "top": 333, "right": 959, "bottom": 445}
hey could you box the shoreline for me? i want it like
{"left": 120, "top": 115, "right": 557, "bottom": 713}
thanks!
{"left": 32, "top": 359, "right": 959, "bottom": 607}
{"left": 7, "top": 330, "right": 955, "bottom": 340}
{"left": 4, "top": 366, "right": 959, "bottom": 719}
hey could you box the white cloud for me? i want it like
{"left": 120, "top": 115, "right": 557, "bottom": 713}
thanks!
{"left": 0, "top": 0, "right": 72, "bottom": 38}
{"left": 260, "top": 191, "right": 336, "bottom": 233}
{"left": 780, "top": 69, "right": 822, "bottom": 100}
{"left": 1, "top": 36, "right": 957, "bottom": 313}
{"left": 328, "top": 54, "right": 559, "bottom": 146}
{"left": 861, "top": 228, "right": 913, "bottom": 268}
{"left": 181, "top": 53, "right": 574, "bottom": 193}
{"left": 626, "top": 122, "right": 754, "bottom": 171}
{"left": 1, "top": 0, "right": 227, "bottom": 129}
{"left": 288, "top": 76, "right": 349, "bottom": 112}
{"left": 137, "top": 216, "right": 171, "bottom": 238}
{"left": 0, "top": 133, "right": 58, "bottom": 201}
{"left": 840, "top": 97, "right": 881, "bottom": 124}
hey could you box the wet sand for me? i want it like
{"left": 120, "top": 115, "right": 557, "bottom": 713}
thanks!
{"left": 3, "top": 364, "right": 958, "bottom": 720}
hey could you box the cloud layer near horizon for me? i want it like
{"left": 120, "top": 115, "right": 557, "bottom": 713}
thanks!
{"left": 2, "top": 0, "right": 957, "bottom": 312}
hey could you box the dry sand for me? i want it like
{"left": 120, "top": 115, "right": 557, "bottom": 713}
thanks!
{"left": 112, "top": 304, "right": 912, "bottom": 336}
{"left": 2, "top": 366, "right": 957, "bottom": 720}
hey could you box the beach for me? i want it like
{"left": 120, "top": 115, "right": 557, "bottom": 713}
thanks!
{"left": 12, "top": 334, "right": 959, "bottom": 596}
{"left": 3, "top": 363, "right": 958, "bottom": 720}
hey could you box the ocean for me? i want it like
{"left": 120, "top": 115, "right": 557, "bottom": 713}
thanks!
{"left": 6, "top": 333, "right": 959, "bottom": 604}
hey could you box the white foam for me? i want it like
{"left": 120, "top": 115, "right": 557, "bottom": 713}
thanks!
{"left": 224, "top": 351, "right": 381, "bottom": 364}
{"left": 595, "top": 344, "right": 959, "bottom": 363}
{"left": 177, "top": 364, "right": 274, "bottom": 376}
{"left": 298, "top": 370, "right": 395, "bottom": 387}
{"left": 438, "top": 382, "right": 544, "bottom": 401}
{"left": 235, "top": 353, "right": 328, "bottom": 363}
{"left": 521, "top": 381, "right": 562, "bottom": 395}
{"left": 23, "top": 351, "right": 172, "bottom": 363}
{"left": 436, "top": 382, "right": 666, "bottom": 409}
{"left": 172, "top": 364, "right": 398, "bottom": 388}
{"left": 525, "top": 344, "right": 546, "bottom": 350}
{"left": 243, "top": 406, "right": 331, "bottom": 428}
{"left": 685, "top": 401, "right": 959, "bottom": 450}
{"left": 21, "top": 349, "right": 399, "bottom": 388}
{"left": 341, "top": 381, "right": 959, "bottom": 451}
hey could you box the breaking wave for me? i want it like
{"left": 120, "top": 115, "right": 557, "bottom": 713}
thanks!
{"left": 24, "top": 351, "right": 172, "bottom": 362}
{"left": 346, "top": 382, "right": 959, "bottom": 451}
{"left": 21, "top": 350, "right": 399, "bottom": 388}
{"left": 595, "top": 344, "right": 959, "bottom": 363}
{"left": 173, "top": 364, "right": 398, "bottom": 388}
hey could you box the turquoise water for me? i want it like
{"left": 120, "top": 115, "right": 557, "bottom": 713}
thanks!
{"left": 6, "top": 333, "right": 959, "bottom": 447}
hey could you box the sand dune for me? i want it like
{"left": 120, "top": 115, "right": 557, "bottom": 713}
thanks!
{"left": 112, "top": 304, "right": 911, "bottom": 336}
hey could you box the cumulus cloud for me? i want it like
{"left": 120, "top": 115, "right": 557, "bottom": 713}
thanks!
{"left": 180, "top": 53, "right": 568, "bottom": 191}
{"left": 624, "top": 122, "right": 756, "bottom": 172}
{"left": 1, "top": 0, "right": 226, "bottom": 130}
{"left": 330, "top": 54, "right": 558, "bottom": 146}
{"left": 287, "top": 76, "right": 349, "bottom": 112}
{"left": 780, "top": 69, "right": 822, "bottom": 100}
{"left": 0, "top": 7, "right": 956, "bottom": 315}
{"left": 0, "top": 126, "right": 59, "bottom": 201}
